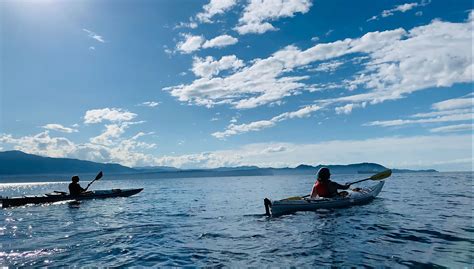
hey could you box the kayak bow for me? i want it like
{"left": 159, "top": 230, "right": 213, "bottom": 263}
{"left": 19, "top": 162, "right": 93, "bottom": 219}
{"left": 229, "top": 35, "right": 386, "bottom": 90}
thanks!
{"left": 1, "top": 188, "right": 143, "bottom": 208}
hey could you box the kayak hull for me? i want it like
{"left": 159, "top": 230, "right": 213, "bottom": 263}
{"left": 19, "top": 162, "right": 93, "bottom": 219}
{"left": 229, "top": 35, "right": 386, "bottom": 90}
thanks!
{"left": 1, "top": 188, "right": 143, "bottom": 208}
{"left": 265, "top": 181, "right": 384, "bottom": 216}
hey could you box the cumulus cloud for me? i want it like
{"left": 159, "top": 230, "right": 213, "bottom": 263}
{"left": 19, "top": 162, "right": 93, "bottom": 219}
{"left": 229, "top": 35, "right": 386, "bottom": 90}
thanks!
{"left": 90, "top": 124, "right": 128, "bottom": 146}
{"left": 235, "top": 0, "right": 312, "bottom": 34}
{"left": 83, "top": 28, "right": 105, "bottom": 43}
{"left": 42, "top": 124, "right": 78, "bottom": 133}
{"left": 192, "top": 55, "right": 244, "bottom": 78}
{"left": 196, "top": 0, "right": 237, "bottom": 23}
{"left": 212, "top": 104, "right": 321, "bottom": 139}
{"left": 176, "top": 34, "right": 238, "bottom": 53}
{"left": 176, "top": 34, "right": 205, "bottom": 54}
{"left": 202, "top": 34, "right": 238, "bottom": 48}
{"left": 84, "top": 108, "right": 137, "bottom": 124}
{"left": 0, "top": 129, "right": 157, "bottom": 167}
{"left": 0, "top": 131, "right": 77, "bottom": 158}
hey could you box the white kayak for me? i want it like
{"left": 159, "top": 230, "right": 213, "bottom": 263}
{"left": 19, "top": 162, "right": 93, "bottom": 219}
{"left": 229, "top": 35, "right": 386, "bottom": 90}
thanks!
{"left": 264, "top": 181, "right": 385, "bottom": 217}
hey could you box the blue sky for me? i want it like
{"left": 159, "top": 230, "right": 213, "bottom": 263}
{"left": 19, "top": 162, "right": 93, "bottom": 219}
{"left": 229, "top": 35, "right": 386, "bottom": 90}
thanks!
{"left": 0, "top": 0, "right": 472, "bottom": 171}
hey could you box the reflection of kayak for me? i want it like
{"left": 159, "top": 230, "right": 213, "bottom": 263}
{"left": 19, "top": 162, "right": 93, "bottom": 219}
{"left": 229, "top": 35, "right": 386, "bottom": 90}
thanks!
{"left": 1, "top": 188, "right": 143, "bottom": 208}
{"left": 264, "top": 181, "right": 384, "bottom": 217}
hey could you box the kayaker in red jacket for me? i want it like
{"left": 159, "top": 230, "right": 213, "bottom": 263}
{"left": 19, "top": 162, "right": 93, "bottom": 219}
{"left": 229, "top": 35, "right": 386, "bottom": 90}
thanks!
{"left": 69, "top": 175, "right": 85, "bottom": 196}
{"left": 310, "top": 167, "right": 350, "bottom": 198}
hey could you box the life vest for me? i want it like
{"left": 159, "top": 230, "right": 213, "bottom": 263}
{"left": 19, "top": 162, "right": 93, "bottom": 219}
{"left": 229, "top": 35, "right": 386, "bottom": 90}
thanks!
{"left": 315, "top": 180, "right": 331, "bottom": 197}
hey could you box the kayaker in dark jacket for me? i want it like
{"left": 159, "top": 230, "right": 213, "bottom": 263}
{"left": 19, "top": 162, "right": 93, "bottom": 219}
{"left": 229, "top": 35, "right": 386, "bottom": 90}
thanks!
{"left": 69, "top": 175, "right": 85, "bottom": 196}
{"left": 310, "top": 167, "right": 349, "bottom": 198}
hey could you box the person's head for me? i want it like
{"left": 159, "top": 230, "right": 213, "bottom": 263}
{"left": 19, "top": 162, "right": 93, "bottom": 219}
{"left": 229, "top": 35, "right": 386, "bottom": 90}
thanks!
{"left": 71, "top": 175, "right": 80, "bottom": 183}
{"left": 317, "top": 167, "right": 330, "bottom": 181}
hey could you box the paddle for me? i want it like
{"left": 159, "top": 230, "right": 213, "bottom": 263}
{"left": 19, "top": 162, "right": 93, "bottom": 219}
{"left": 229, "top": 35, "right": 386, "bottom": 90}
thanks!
{"left": 346, "top": 169, "right": 392, "bottom": 186}
{"left": 284, "top": 169, "right": 392, "bottom": 200}
{"left": 84, "top": 171, "right": 103, "bottom": 191}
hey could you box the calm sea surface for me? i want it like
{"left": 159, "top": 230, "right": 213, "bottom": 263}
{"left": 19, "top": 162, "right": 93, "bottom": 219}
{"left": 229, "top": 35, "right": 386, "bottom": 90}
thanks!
{"left": 0, "top": 172, "right": 472, "bottom": 267}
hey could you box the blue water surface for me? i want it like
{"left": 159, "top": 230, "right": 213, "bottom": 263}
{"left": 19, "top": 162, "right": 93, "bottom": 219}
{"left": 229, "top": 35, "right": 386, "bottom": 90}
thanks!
{"left": 0, "top": 173, "right": 472, "bottom": 267}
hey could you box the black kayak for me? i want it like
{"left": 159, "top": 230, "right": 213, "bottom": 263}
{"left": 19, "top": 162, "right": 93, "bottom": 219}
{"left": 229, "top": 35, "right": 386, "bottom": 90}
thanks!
{"left": 1, "top": 188, "right": 143, "bottom": 208}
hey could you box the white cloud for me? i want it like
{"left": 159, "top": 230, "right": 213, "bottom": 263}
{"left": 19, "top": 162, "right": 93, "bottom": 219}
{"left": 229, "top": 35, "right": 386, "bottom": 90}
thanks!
{"left": 324, "top": 14, "right": 473, "bottom": 109}
{"left": 0, "top": 131, "right": 77, "bottom": 158}
{"left": 90, "top": 124, "right": 127, "bottom": 146}
{"left": 366, "top": 113, "right": 473, "bottom": 127}
{"left": 0, "top": 128, "right": 157, "bottom": 167}
{"left": 366, "top": 95, "right": 473, "bottom": 128}
{"left": 42, "top": 124, "right": 78, "bottom": 133}
{"left": 411, "top": 108, "right": 472, "bottom": 118}
{"left": 196, "top": 0, "right": 237, "bottom": 23}
{"left": 432, "top": 97, "right": 473, "bottom": 110}
{"left": 140, "top": 101, "right": 161, "bottom": 107}
{"left": 430, "top": 124, "right": 473, "bottom": 133}
{"left": 235, "top": 0, "right": 312, "bottom": 35}
{"left": 212, "top": 104, "right": 321, "bottom": 139}
{"left": 83, "top": 28, "right": 105, "bottom": 43}
{"left": 176, "top": 34, "right": 205, "bottom": 54}
{"left": 309, "top": 60, "right": 344, "bottom": 73}
{"left": 192, "top": 55, "right": 244, "bottom": 78}
{"left": 262, "top": 145, "right": 287, "bottom": 153}
{"left": 202, "top": 34, "right": 238, "bottom": 48}
{"left": 176, "top": 34, "right": 238, "bottom": 54}
{"left": 367, "top": 1, "right": 429, "bottom": 21}
{"left": 166, "top": 13, "right": 472, "bottom": 136}
{"left": 1, "top": 131, "right": 471, "bottom": 171}
{"left": 174, "top": 22, "right": 198, "bottom": 29}
{"left": 84, "top": 108, "right": 137, "bottom": 124}
{"left": 166, "top": 28, "right": 404, "bottom": 109}
{"left": 335, "top": 104, "right": 354, "bottom": 115}
{"left": 153, "top": 135, "right": 473, "bottom": 171}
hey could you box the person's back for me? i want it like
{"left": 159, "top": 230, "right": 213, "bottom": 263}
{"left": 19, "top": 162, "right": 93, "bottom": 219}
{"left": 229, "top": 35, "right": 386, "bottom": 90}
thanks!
{"left": 69, "top": 175, "right": 85, "bottom": 196}
{"left": 311, "top": 167, "right": 349, "bottom": 198}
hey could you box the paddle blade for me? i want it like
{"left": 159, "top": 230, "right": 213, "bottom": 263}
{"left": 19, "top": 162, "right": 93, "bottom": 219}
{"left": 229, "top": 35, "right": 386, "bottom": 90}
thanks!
{"left": 95, "top": 171, "right": 103, "bottom": 181}
{"left": 370, "top": 169, "right": 392, "bottom": 180}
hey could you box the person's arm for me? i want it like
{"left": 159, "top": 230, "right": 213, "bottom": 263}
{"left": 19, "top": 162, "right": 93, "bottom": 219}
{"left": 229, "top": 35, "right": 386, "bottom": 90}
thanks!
{"left": 310, "top": 183, "right": 318, "bottom": 198}
{"left": 331, "top": 181, "right": 350, "bottom": 190}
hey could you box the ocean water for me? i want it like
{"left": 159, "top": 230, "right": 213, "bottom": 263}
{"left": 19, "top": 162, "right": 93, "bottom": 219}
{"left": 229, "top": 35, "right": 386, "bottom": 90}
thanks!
{"left": 0, "top": 172, "right": 472, "bottom": 267}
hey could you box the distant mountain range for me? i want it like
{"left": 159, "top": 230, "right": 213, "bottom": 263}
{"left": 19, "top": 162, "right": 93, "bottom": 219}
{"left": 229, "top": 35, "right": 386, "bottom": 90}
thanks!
{"left": 0, "top": 150, "right": 135, "bottom": 175}
{"left": 0, "top": 150, "right": 438, "bottom": 177}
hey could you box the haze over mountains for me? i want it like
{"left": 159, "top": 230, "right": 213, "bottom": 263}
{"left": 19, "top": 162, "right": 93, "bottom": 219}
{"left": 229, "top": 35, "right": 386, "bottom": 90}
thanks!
{"left": 0, "top": 151, "right": 437, "bottom": 177}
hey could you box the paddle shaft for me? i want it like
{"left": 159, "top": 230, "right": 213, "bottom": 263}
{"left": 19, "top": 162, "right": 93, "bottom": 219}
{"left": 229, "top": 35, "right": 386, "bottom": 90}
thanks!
{"left": 84, "top": 180, "right": 96, "bottom": 191}
{"left": 348, "top": 177, "right": 372, "bottom": 186}
{"left": 84, "top": 171, "right": 103, "bottom": 191}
